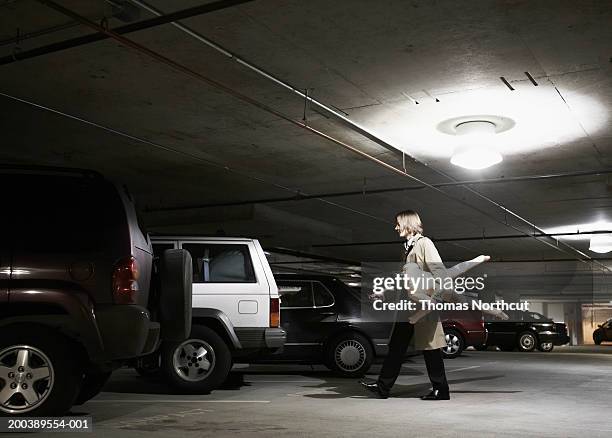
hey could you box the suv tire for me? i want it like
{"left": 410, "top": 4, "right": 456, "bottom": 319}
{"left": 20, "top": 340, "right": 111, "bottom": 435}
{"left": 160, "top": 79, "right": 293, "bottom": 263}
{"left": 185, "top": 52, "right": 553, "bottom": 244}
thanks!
{"left": 161, "top": 325, "right": 231, "bottom": 393}
{"left": 0, "top": 326, "right": 82, "bottom": 416}
{"left": 159, "top": 249, "right": 193, "bottom": 342}
{"left": 442, "top": 329, "right": 465, "bottom": 359}
{"left": 325, "top": 332, "right": 373, "bottom": 377}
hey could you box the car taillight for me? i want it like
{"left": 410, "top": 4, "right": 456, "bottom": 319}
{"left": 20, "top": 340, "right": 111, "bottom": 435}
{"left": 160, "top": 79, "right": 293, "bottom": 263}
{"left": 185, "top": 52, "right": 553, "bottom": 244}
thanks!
{"left": 270, "top": 297, "right": 280, "bottom": 327}
{"left": 112, "top": 256, "right": 139, "bottom": 304}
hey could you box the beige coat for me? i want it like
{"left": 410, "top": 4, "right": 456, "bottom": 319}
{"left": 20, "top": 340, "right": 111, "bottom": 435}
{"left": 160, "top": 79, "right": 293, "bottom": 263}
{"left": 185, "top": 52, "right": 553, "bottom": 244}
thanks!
{"left": 404, "top": 235, "right": 447, "bottom": 351}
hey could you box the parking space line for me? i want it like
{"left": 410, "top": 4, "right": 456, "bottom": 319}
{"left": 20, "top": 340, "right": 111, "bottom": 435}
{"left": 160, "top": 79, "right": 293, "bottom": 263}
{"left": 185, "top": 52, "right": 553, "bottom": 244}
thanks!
{"left": 247, "top": 380, "right": 324, "bottom": 383}
{"left": 447, "top": 365, "right": 481, "bottom": 373}
{"left": 89, "top": 400, "right": 270, "bottom": 403}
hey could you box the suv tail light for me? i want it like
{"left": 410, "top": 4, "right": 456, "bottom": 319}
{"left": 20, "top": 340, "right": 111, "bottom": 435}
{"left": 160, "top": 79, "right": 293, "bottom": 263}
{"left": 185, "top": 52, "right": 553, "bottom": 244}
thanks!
{"left": 112, "top": 256, "right": 139, "bottom": 304}
{"left": 270, "top": 297, "right": 280, "bottom": 327}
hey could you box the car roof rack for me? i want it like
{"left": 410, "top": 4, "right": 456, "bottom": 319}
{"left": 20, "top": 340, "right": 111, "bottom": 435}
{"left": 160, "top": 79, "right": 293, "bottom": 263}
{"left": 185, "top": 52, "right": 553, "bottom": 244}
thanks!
{"left": 0, "top": 163, "right": 103, "bottom": 179}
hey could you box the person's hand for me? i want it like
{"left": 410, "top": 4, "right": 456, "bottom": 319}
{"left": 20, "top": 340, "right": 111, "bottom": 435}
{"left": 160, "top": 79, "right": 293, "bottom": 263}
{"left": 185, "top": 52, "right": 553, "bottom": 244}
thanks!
{"left": 475, "top": 255, "right": 491, "bottom": 263}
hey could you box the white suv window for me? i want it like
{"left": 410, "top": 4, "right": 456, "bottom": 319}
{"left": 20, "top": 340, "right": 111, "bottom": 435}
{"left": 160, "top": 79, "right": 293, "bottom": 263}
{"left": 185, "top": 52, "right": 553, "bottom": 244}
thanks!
{"left": 182, "top": 243, "right": 256, "bottom": 283}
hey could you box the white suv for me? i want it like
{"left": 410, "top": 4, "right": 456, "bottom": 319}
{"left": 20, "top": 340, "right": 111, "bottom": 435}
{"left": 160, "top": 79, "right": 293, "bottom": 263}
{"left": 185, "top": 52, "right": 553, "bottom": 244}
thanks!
{"left": 146, "top": 236, "right": 286, "bottom": 393}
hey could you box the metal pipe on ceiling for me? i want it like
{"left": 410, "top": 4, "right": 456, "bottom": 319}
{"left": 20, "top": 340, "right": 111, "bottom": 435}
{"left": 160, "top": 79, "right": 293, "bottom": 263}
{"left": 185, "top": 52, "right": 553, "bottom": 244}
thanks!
{"left": 0, "top": 0, "right": 255, "bottom": 66}
{"left": 146, "top": 168, "right": 612, "bottom": 212}
{"left": 0, "top": 21, "right": 80, "bottom": 48}
{"left": 34, "top": 0, "right": 610, "bottom": 273}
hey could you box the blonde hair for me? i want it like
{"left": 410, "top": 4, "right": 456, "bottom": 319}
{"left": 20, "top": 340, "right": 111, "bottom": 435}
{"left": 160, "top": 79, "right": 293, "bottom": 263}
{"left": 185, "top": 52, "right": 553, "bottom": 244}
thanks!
{"left": 395, "top": 210, "right": 423, "bottom": 235}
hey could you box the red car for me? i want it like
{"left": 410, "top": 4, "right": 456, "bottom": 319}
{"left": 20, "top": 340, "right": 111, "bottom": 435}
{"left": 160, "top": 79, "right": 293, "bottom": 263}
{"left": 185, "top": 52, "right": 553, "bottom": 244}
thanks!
{"left": 441, "top": 310, "right": 487, "bottom": 358}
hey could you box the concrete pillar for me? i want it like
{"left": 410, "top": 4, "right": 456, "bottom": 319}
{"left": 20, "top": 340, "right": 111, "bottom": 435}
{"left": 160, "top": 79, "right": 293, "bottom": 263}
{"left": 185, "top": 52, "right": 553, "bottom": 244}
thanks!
{"left": 563, "top": 302, "right": 583, "bottom": 345}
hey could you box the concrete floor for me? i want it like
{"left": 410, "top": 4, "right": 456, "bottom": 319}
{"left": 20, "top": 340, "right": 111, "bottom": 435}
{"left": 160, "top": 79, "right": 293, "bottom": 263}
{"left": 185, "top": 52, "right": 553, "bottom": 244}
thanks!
{"left": 57, "top": 346, "right": 612, "bottom": 437}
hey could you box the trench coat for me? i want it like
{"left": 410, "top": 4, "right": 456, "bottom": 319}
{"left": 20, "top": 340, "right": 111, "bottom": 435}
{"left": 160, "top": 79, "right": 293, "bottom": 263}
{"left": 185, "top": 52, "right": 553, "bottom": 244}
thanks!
{"left": 404, "top": 234, "right": 447, "bottom": 351}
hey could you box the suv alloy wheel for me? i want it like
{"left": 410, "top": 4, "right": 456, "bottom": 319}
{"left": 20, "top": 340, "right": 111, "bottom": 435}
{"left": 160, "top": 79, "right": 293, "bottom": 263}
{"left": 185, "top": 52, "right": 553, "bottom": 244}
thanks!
{"left": 161, "top": 325, "right": 231, "bottom": 393}
{"left": 0, "top": 327, "right": 82, "bottom": 416}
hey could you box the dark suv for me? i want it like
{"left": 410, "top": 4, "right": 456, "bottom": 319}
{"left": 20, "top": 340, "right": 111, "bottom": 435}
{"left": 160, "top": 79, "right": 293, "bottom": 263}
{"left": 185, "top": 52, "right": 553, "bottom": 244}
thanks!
{"left": 0, "top": 166, "right": 192, "bottom": 416}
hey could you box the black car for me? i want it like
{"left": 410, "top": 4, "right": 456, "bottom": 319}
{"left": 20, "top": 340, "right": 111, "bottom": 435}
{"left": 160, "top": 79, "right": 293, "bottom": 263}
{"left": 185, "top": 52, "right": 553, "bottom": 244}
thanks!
{"left": 256, "top": 274, "right": 483, "bottom": 376}
{"left": 0, "top": 166, "right": 192, "bottom": 416}
{"left": 258, "top": 274, "right": 389, "bottom": 377}
{"left": 593, "top": 318, "right": 612, "bottom": 345}
{"left": 479, "top": 310, "right": 569, "bottom": 352}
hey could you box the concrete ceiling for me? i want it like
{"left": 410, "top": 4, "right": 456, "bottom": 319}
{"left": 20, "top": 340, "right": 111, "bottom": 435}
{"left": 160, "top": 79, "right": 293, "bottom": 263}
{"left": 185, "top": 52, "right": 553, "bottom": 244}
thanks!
{"left": 0, "top": 0, "right": 611, "bottom": 277}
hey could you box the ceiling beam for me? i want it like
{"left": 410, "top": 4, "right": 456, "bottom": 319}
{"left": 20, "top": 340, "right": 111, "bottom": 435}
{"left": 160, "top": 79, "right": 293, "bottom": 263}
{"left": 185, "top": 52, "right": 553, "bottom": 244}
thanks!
{"left": 145, "top": 168, "right": 612, "bottom": 212}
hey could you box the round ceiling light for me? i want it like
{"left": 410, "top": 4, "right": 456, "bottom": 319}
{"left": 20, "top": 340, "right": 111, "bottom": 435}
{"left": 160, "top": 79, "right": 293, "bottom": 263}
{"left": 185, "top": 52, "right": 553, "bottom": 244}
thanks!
{"left": 589, "top": 234, "right": 612, "bottom": 254}
{"left": 444, "top": 118, "right": 509, "bottom": 170}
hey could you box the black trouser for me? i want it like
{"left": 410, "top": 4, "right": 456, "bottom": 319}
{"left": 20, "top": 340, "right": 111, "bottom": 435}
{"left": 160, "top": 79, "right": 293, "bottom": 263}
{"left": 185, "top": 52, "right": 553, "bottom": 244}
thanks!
{"left": 377, "top": 321, "right": 449, "bottom": 394}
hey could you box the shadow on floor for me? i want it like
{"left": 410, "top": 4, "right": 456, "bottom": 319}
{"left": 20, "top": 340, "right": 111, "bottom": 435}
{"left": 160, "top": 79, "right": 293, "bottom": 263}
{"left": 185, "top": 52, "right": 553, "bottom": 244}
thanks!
{"left": 102, "top": 363, "right": 426, "bottom": 395}
{"left": 302, "top": 374, "right": 510, "bottom": 399}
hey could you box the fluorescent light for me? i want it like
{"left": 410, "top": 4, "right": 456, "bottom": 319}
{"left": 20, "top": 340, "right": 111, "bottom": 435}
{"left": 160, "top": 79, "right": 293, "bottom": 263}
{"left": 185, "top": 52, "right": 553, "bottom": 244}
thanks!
{"left": 589, "top": 234, "right": 612, "bottom": 254}
{"left": 543, "top": 221, "right": 612, "bottom": 241}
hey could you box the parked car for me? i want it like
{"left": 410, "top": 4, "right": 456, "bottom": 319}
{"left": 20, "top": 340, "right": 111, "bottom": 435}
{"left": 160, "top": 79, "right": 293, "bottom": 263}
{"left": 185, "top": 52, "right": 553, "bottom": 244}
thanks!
{"left": 593, "top": 318, "right": 612, "bottom": 345}
{"left": 439, "top": 309, "right": 487, "bottom": 358}
{"left": 252, "top": 274, "right": 486, "bottom": 377}
{"left": 478, "top": 310, "right": 569, "bottom": 352}
{"left": 142, "top": 236, "right": 286, "bottom": 393}
{"left": 0, "top": 166, "right": 192, "bottom": 416}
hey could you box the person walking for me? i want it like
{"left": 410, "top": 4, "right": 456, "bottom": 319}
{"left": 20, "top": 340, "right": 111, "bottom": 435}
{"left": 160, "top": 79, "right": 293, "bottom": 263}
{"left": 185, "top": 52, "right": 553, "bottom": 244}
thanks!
{"left": 361, "top": 209, "right": 490, "bottom": 400}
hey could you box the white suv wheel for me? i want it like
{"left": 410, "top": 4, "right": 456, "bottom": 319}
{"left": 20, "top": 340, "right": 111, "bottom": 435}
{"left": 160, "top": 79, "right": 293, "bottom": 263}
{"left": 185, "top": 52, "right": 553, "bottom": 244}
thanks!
{"left": 172, "top": 339, "right": 216, "bottom": 382}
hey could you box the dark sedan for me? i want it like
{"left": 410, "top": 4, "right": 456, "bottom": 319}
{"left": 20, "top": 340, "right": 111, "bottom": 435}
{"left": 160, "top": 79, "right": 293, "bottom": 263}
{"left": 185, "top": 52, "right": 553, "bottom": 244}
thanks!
{"left": 593, "top": 318, "right": 612, "bottom": 345}
{"left": 256, "top": 274, "right": 486, "bottom": 376}
{"left": 479, "top": 310, "right": 570, "bottom": 352}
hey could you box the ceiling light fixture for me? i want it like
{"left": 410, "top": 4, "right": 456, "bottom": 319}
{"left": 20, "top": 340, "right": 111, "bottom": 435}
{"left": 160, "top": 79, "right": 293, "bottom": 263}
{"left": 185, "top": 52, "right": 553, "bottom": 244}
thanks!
{"left": 589, "top": 234, "right": 612, "bottom": 254}
{"left": 449, "top": 120, "right": 503, "bottom": 170}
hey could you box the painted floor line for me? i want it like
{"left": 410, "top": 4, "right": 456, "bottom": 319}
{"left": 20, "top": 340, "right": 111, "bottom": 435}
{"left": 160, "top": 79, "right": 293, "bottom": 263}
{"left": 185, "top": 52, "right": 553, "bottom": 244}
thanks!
{"left": 247, "top": 380, "right": 323, "bottom": 383}
{"left": 447, "top": 365, "right": 481, "bottom": 373}
{"left": 89, "top": 399, "right": 270, "bottom": 403}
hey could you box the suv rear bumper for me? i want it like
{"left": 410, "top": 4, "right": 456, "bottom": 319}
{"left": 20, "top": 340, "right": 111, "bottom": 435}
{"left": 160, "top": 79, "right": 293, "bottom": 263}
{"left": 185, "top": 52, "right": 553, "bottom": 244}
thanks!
{"left": 95, "top": 305, "right": 160, "bottom": 360}
{"left": 234, "top": 327, "right": 286, "bottom": 350}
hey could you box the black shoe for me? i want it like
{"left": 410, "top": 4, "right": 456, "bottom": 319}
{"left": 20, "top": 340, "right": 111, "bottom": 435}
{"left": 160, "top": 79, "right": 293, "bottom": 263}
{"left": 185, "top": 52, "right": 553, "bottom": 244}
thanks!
{"left": 420, "top": 389, "right": 450, "bottom": 400}
{"left": 359, "top": 380, "right": 389, "bottom": 399}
